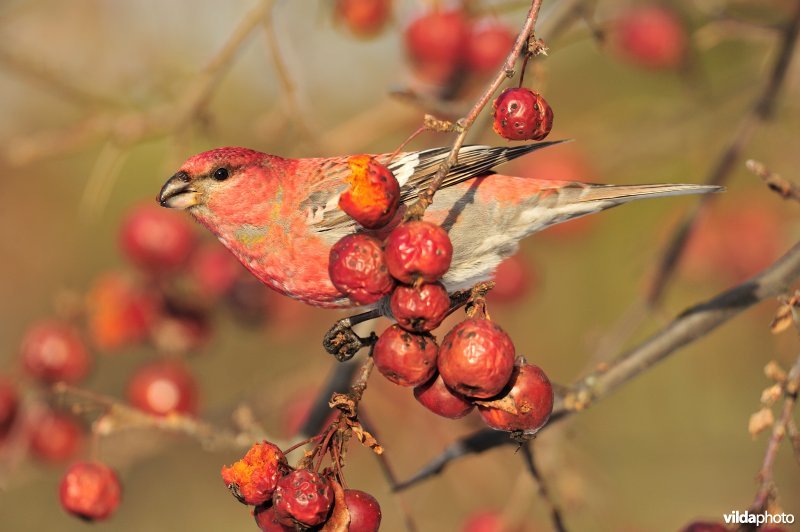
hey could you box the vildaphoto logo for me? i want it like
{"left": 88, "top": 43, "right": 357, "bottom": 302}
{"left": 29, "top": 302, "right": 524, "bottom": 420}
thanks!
{"left": 722, "top": 510, "right": 795, "bottom": 526}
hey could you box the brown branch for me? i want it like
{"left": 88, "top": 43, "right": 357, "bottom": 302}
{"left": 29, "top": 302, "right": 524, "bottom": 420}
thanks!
{"left": 749, "top": 355, "right": 800, "bottom": 515}
{"left": 644, "top": 0, "right": 800, "bottom": 306}
{"left": 520, "top": 444, "right": 568, "bottom": 532}
{"left": 746, "top": 159, "right": 800, "bottom": 204}
{"left": 404, "top": 0, "right": 545, "bottom": 219}
{"left": 556, "top": 239, "right": 800, "bottom": 419}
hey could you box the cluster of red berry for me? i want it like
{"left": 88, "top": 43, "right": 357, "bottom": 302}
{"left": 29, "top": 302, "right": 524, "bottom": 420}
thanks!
{"left": 328, "top": 156, "right": 554, "bottom": 434}
{"left": 222, "top": 441, "right": 381, "bottom": 531}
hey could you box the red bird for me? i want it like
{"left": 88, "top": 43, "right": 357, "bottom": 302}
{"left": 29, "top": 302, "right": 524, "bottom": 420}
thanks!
{"left": 158, "top": 143, "right": 720, "bottom": 308}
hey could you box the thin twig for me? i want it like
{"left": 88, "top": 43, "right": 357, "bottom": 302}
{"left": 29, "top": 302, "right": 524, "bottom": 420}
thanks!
{"left": 746, "top": 159, "right": 800, "bottom": 204}
{"left": 520, "top": 444, "right": 568, "bottom": 532}
{"left": 404, "top": 0, "right": 545, "bottom": 219}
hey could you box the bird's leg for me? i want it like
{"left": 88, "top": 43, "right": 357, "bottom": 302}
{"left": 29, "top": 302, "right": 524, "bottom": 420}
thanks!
{"left": 323, "top": 308, "right": 382, "bottom": 362}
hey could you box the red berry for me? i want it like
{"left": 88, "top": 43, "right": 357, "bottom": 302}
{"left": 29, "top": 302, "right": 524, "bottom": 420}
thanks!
{"left": 126, "top": 360, "right": 198, "bottom": 417}
{"left": 373, "top": 325, "right": 438, "bottom": 387}
{"left": 487, "top": 254, "right": 537, "bottom": 305}
{"left": 344, "top": 489, "right": 382, "bottom": 532}
{"left": 120, "top": 203, "right": 196, "bottom": 273}
{"left": 404, "top": 8, "right": 469, "bottom": 83}
{"left": 461, "top": 509, "right": 508, "bottom": 532}
{"left": 492, "top": 87, "right": 554, "bottom": 141}
{"left": 86, "top": 272, "right": 158, "bottom": 351}
{"left": 384, "top": 221, "right": 453, "bottom": 284}
{"left": 20, "top": 320, "right": 91, "bottom": 384}
{"left": 59, "top": 461, "right": 122, "bottom": 521}
{"left": 478, "top": 363, "right": 553, "bottom": 433}
{"left": 28, "top": 409, "right": 83, "bottom": 463}
{"left": 0, "top": 377, "right": 19, "bottom": 438}
{"left": 272, "top": 469, "right": 333, "bottom": 527}
{"left": 338, "top": 155, "right": 401, "bottom": 229}
{"left": 189, "top": 242, "right": 245, "bottom": 300}
{"left": 465, "top": 20, "right": 515, "bottom": 74}
{"left": 221, "top": 441, "right": 287, "bottom": 506}
{"left": 329, "top": 234, "right": 395, "bottom": 305}
{"left": 150, "top": 310, "right": 212, "bottom": 354}
{"left": 390, "top": 282, "right": 450, "bottom": 332}
{"left": 613, "top": 6, "right": 687, "bottom": 70}
{"left": 413, "top": 373, "right": 474, "bottom": 419}
{"left": 254, "top": 504, "right": 293, "bottom": 531}
{"left": 438, "top": 318, "right": 515, "bottom": 399}
{"left": 335, "top": 0, "right": 392, "bottom": 38}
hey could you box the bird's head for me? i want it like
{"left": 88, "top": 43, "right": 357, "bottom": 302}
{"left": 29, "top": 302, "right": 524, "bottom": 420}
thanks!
{"left": 158, "top": 147, "right": 275, "bottom": 212}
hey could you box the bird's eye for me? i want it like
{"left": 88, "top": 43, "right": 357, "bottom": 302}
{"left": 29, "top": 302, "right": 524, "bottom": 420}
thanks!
{"left": 212, "top": 167, "right": 229, "bottom": 181}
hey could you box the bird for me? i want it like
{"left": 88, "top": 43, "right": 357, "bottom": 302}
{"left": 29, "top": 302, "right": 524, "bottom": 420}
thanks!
{"left": 158, "top": 142, "right": 721, "bottom": 309}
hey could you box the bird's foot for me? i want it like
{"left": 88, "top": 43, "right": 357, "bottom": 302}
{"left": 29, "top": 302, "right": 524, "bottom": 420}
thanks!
{"left": 323, "top": 317, "right": 379, "bottom": 362}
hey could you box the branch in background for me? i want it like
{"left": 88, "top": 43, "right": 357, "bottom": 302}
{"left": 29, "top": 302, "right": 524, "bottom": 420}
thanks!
{"left": 299, "top": 360, "right": 360, "bottom": 438}
{"left": 405, "top": 0, "right": 544, "bottom": 219}
{"left": 746, "top": 159, "right": 800, "bottom": 204}
{"left": 520, "top": 444, "right": 567, "bottom": 532}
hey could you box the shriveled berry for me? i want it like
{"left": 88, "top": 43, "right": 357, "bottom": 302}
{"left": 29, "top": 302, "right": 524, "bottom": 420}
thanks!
{"left": 28, "top": 409, "right": 83, "bottom": 463}
{"left": 86, "top": 272, "right": 158, "bottom": 351}
{"left": 20, "top": 320, "right": 91, "bottom": 384}
{"left": 493, "top": 87, "right": 553, "bottom": 141}
{"left": 126, "top": 360, "right": 198, "bottom": 417}
{"left": 335, "top": 0, "right": 392, "bottom": 38}
{"left": 390, "top": 282, "right": 450, "bottom": 332}
{"left": 404, "top": 8, "right": 469, "bottom": 83}
{"left": 465, "top": 20, "right": 515, "bottom": 74}
{"left": 438, "top": 318, "right": 515, "bottom": 399}
{"left": 0, "top": 377, "right": 19, "bottom": 438}
{"left": 222, "top": 441, "right": 287, "bottom": 506}
{"left": 384, "top": 221, "right": 453, "bottom": 284}
{"left": 344, "top": 489, "right": 382, "bottom": 532}
{"left": 272, "top": 469, "right": 333, "bottom": 527}
{"left": 373, "top": 325, "right": 438, "bottom": 387}
{"left": 59, "top": 461, "right": 122, "bottom": 521}
{"left": 339, "top": 155, "right": 400, "bottom": 229}
{"left": 329, "top": 234, "right": 395, "bottom": 305}
{"left": 120, "top": 203, "right": 196, "bottom": 273}
{"left": 613, "top": 6, "right": 687, "bottom": 70}
{"left": 254, "top": 504, "right": 293, "bottom": 531}
{"left": 413, "top": 373, "right": 474, "bottom": 419}
{"left": 189, "top": 242, "right": 245, "bottom": 300}
{"left": 478, "top": 363, "right": 553, "bottom": 433}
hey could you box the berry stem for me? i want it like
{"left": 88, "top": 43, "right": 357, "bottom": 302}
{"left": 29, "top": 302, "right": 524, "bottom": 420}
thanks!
{"left": 404, "top": 0, "right": 545, "bottom": 220}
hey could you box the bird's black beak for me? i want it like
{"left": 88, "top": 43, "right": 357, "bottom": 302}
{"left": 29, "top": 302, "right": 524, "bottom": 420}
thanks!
{"left": 158, "top": 171, "right": 200, "bottom": 209}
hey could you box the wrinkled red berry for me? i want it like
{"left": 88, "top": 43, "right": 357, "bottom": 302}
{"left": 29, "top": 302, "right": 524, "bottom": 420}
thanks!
{"left": 613, "top": 6, "right": 687, "bottom": 69}
{"left": 374, "top": 325, "right": 438, "bottom": 387}
{"left": 413, "top": 373, "right": 474, "bottom": 419}
{"left": 0, "top": 377, "right": 19, "bottom": 438}
{"left": 126, "top": 360, "right": 198, "bottom": 417}
{"left": 404, "top": 8, "right": 469, "bottom": 83}
{"left": 222, "top": 441, "right": 287, "bottom": 506}
{"left": 339, "top": 155, "right": 401, "bottom": 229}
{"left": 59, "top": 461, "right": 122, "bottom": 521}
{"left": 86, "top": 272, "right": 158, "bottom": 351}
{"left": 120, "top": 203, "right": 196, "bottom": 273}
{"left": 20, "top": 320, "right": 91, "bottom": 384}
{"left": 344, "top": 489, "right": 382, "bottom": 531}
{"left": 390, "top": 282, "right": 450, "bottom": 332}
{"left": 438, "top": 318, "right": 515, "bottom": 399}
{"left": 493, "top": 87, "right": 553, "bottom": 141}
{"left": 465, "top": 20, "right": 515, "bottom": 74}
{"left": 254, "top": 504, "right": 293, "bottom": 531}
{"left": 272, "top": 469, "right": 333, "bottom": 527}
{"left": 189, "top": 242, "right": 244, "bottom": 300}
{"left": 487, "top": 254, "right": 537, "bottom": 305}
{"left": 478, "top": 363, "right": 553, "bottom": 433}
{"left": 336, "top": 0, "right": 392, "bottom": 38}
{"left": 329, "top": 234, "right": 395, "bottom": 305}
{"left": 384, "top": 221, "right": 453, "bottom": 284}
{"left": 28, "top": 409, "right": 83, "bottom": 463}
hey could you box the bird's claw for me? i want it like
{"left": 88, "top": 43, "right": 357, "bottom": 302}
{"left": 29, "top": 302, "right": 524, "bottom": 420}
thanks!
{"left": 323, "top": 319, "right": 377, "bottom": 362}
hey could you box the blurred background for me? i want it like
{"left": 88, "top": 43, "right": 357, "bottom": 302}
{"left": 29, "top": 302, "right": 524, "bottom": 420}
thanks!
{"left": 0, "top": 0, "right": 799, "bottom": 530}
